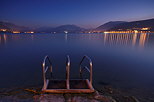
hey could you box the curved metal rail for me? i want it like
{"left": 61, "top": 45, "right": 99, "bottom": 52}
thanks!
{"left": 66, "top": 55, "right": 70, "bottom": 89}
{"left": 42, "top": 55, "right": 53, "bottom": 89}
{"left": 79, "top": 55, "right": 93, "bottom": 85}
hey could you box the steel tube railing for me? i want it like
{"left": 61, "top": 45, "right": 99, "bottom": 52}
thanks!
{"left": 42, "top": 55, "right": 53, "bottom": 89}
{"left": 79, "top": 55, "right": 93, "bottom": 85}
{"left": 66, "top": 55, "right": 70, "bottom": 89}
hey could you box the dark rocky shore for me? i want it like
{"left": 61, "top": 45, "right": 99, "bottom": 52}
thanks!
{"left": 1, "top": 85, "right": 151, "bottom": 102}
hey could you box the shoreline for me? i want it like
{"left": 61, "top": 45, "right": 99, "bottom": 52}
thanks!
{"left": 1, "top": 85, "right": 153, "bottom": 102}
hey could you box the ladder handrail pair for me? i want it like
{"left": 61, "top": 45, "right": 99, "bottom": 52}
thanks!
{"left": 42, "top": 55, "right": 92, "bottom": 88}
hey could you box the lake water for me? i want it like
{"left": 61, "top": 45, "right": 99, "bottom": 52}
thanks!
{"left": 0, "top": 33, "right": 154, "bottom": 100}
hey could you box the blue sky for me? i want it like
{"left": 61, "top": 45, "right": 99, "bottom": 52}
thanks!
{"left": 0, "top": 0, "right": 154, "bottom": 28}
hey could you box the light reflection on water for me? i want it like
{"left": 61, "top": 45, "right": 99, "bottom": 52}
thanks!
{"left": 0, "top": 33, "right": 154, "bottom": 91}
{"left": 0, "top": 33, "right": 150, "bottom": 48}
{"left": 103, "top": 33, "right": 149, "bottom": 48}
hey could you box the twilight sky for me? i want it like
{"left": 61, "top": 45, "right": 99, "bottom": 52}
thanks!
{"left": 0, "top": 0, "right": 154, "bottom": 28}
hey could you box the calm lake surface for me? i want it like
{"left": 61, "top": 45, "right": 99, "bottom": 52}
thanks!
{"left": 0, "top": 33, "right": 154, "bottom": 98}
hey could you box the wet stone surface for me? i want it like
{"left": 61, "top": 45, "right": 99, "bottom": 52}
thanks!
{"left": 0, "top": 86, "right": 115, "bottom": 102}
{"left": 34, "top": 92, "right": 115, "bottom": 102}
{"left": 0, "top": 86, "right": 147, "bottom": 102}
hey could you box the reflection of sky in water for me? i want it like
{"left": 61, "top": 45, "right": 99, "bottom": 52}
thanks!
{"left": 0, "top": 33, "right": 154, "bottom": 91}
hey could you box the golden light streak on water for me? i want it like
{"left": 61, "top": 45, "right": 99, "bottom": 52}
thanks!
{"left": 132, "top": 34, "right": 137, "bottom": 47}
{"left": 139, "top": 33, "right": 147, "bottom": 48}
{"left": 102, "top": 33, "right": 149, "bottom": 48}
{"left": 104, "top": 33, "right": 107, "bottom": 45}
{"left": 4, "top": 34, "right": 7, "bottom": 44}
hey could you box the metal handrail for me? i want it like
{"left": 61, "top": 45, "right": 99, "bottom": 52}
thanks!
{"left": 81, "top": 66, "right": 90, "bottom": 73}
{"left": 42, "top": 55, "right": 53, "bottom": 89}
{"left": 79, "top": 55, "right": 93, "bottom": 85}
{"left": 66, "top": 55, "right": 70, "bottom": 89}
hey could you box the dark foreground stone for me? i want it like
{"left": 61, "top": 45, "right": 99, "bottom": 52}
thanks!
{"left": 0, "top": 86, "right": 142, "bottom": 102}
{"left": 33, "top": 92, "right": 116, "bottom": 102}
{"left": 0, "top": 87, "right": 115, "bottom": 102}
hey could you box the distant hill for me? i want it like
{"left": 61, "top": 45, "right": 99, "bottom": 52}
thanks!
{"left": 0, "top": 21, "right": 84, "bottom": 33}
{"left": 109, "top": 18, "right": 154, "bottom": 31}
{"left": 34, "top": 27, "right": 54, "bottom": 33}
{"left": 0, "top": 21, "right": 30, "bottom": 32}
{"left": 0, "top": 21, "right": 29, "bottom": 32}
{"left": 95, "top": 21, "right": 126, "bottom": 31}
{"left": 1, "top": 18, "right": 154, "bottom": 33}
{"left": 0, "top": 22, "right": 9, "bottom": 29}
{"left": 52, "top": 25, "right": 85, "bottom": 33}
{"left": 34, "top": 25, "right": 85, "bottom": 33}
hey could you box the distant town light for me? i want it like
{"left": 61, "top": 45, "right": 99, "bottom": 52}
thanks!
{"left": 104, "top": 31, "right": 109, "bottom": 34}
{"left": 13, "top": 31, "right": 20, "bottom": 33}
{"left": 134, "top": 30, "right": 138, "bottom": 33}
{"left": 24, "top": 31, "right": 34, "bottom": 33}
{"left": 0, "top": 29, "right": 7, "bottom": 32}
{"left": 141, "top": 28, "right": 149, "bottom": 30}
{"left": 64, "top": 31, "right": 68, "bottom": 34}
